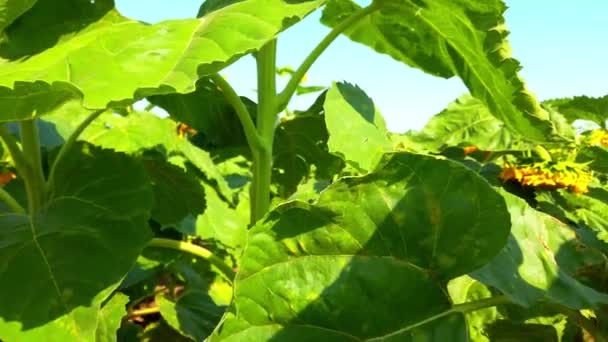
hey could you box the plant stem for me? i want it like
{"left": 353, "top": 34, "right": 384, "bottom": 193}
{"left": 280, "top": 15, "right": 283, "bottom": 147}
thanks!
{"left": 210, "top": 73, "right": 266, "bottom": 153}
{"left": 0, "top": 124, "right": 30, "bottom": 178}
{"left": 127, "top": 306, "right": 160, "bottom": 318}
{"left": 46, "top": 108, "right": 105, "bottom": 194}
{"left": 368, "top": 295, "right": 511, "bottom": 341}
{"left": 20, "top": 120, "right": 45, "bottom": 213}
{"left": 0, "top": 186, "right": 25, "bottom": 214}
{"left": 276, "top": 2, "right": 381, "bottom": 112}
{"left": 545, "top": 303, "right": 605, "bottom": 342}
{"left": 147, "top": 238, "right": 236, "bottom": 282}
{"left": 251, "top": 39, "right": 278, "bottom": 224}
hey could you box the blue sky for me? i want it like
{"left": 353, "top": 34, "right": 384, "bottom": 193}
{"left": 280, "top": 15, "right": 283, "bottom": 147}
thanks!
{"left": 115, "top": 0, "right": 608, "bottom": 132}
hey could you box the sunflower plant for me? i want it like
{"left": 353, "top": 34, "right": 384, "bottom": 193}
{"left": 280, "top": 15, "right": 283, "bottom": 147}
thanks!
{"left": 0, "top": 0, "right": 607, "bottom": 341}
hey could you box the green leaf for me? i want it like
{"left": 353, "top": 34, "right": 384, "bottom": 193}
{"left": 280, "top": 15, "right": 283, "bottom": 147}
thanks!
{"left": 578, "top": 146, "right": 608, "bottom": 174}
{"left": 274, "top": 111, "right": 344, "bottom": 197}
{"left": 544, "top": 94, "right": 608, "bottom": 128}
{"left": 212, "top": 153, "right": 510, "bottom": 340}
{"left": 140, "top": 321, "right": 192, "bottom": 342}
{"left": 536, "top": 187, "right": 608, "bottom": 244}
{"left": 0, "top": 0, "right": 326, "bottom": 120}
{"left": 195, "top": 183, "right": 248, "bottom": 250}
{"left": 321, "top": 0, "right": 553, "bottom": 141}
{"left": 1, "top": 298, "right": 111, "bottom": 342}
{"left": 471, "top": 190, "right": 608, "bottom": 309}
{"left": 197, "top": 0, "right": 244, "bottom": 17}
{"left": 96, "top": 293, "right": 129, "bottom": 342}
{"left": 84, "top": 112, "right": 233, "bottom": 201}
{"left": 0, "top": 0, "right": 36, "bottom": 32}
{"left": 296, "top": 85, "right": 326, "bottom": 96}
{"left": 484, "top": 320, "right": 560, "bottom": 341}
{"left": 40, "top": 107, "right": 233, "bottom": 202}
{"left": 406, "top": 94, "right": 530, "bottom": 152}
{"left": 323, "top": 82, "right": 391, "bottom": 171}
{"left": 0, "top": 82, "right": 81, "bottom": 123}
{"left": 450, "top": 276, "right": 578, "bottom": 342}
{"left": 147, "top": 77, "right": 256, "bottom": 149}
{"left": 157, "top": 290, "right": 225, "bottom": 342}
{"left": 143, "top": 156, "right": 206, "bottom": 227}
{"left": 447, "top": 276, "right": 502, "bottom": 342}
{"left": 0, "top": 142, "right": 153, "bottom": 340}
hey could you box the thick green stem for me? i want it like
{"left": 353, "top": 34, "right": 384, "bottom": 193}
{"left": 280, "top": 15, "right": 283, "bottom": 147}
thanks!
{"left": 211, "top": 73, "right": 266, "bottom": 153}
{"left": 46, "top": 108, "right": 105, "bottom": 194}
{"left": 251, "top": 39, "right": 278, "bottom": 224}
{"left": 20, "top": 120, "right": 45, "bottom": 213}
{"left": 147, "top": 238, "right": 235, "bottom": 282}
{"left": 368, "top": 295, "right": 511, "bottom": 341}
{"left": 276, "top": 2, "right": 381, "bottom": 112}
{"left": 0, "top": 186, "right": 25, "bottom": 214}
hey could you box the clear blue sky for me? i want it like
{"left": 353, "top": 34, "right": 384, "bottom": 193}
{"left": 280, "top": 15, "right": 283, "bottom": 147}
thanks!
{"left": 116, "top": 1, "right": 608, "bottom": 132}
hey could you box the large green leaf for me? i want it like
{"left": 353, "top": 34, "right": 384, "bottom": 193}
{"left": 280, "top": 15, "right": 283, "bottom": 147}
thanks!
{"left": 157, "top": 290, "right": 225, "bottom": 342}
{"left": 143, "top": 157, "right": 206, "bottom": 227}
{"left": 406, "top": 95, "right": 529, "bottom": 152}
{"left": 95, "top": 293, "right": 129, "bottom": 342}
{"left": 447, "top": 276, "right": 502, "bottom": 341}
{"left": 0, "top": 142, "right": 153, "bottom": 340}
{"left": 274, "top": 111, "right": 344, "bottom": 197}
{"left": 212, "top": 153, "right": 511, "bottom": 340}
{"left": 321, "top": 0, "right": 553, "bottom": 141}
{"left": 0, "top": 0, "right": 326, "bottom": 120}
{"left": 536, "top": 187, "right": 608, "bottom": 244}
{"left": 0, "top": 0, "right": 36, "bottom": 32}
{"left": 544, "top": 94, "right": 608, "bottom": 128}
{"left": 471, "top": 190, "right": 608, "bottom": 309}
{"left": 578, "top": 146, "right": 608, "bottom": 174}
{"left": 1, "top": 294, "right": 116, "bottom": 342}
{"left": 40, "top": 106, "right": 233, "bottom": 202}
{"left": 85, "top": 112, "right": 233, "bottom": 201}
{"left": 147, "top": 77, "right": 256, "bottom": 150}
{"left": 195, "top": 184, "right": 248, "bottom": 250}
{"left": 323, "top": 82, "right": 391, "bottom": 172}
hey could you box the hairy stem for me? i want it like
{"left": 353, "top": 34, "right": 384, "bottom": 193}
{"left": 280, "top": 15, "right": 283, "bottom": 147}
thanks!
{"left": 20, "top": 120, "right": 45, "bottom": 213}
{"left": 276, "top": 2, "right": 381, "bottom": 112}
{"left": 46, "top": 108, "right": 105, "bottom": 194}
{"left": 147, "top": 238, "right": 235, "bottom": 282}
{"left": 0, "top": 186, "right": 25, "bottom": 214}
{"left": 251, "top": 39, "right": 278, "bottom": 224}
{"left": 211, "top": 73, "right": 266, "bottom": 153}
{"left": 368, "top": 295, "right": 511, "bottom": 341}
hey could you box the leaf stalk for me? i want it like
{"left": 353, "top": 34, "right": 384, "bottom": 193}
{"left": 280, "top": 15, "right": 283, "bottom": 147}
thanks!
{"left": 46, "top": 108, "right": 106, "bottom": 194}
{"left": 147, "top": 238, "right": 236, "bottom": 282}
{"left": 276, "top": 2, "right": 381, "bottom": 112}
{"left": 0, "top": 186, "right": 25, "bottom": 214}
{"left": 210, "top": 73, "right": 266, "bottom": 153}
{"left": 127, "top": 306, "right": 160, "bottom": 319}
